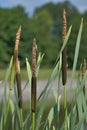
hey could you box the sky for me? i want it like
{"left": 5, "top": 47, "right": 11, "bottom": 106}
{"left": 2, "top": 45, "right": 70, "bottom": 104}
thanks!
{"left": 0, "top": 0, "right": 87, "bottom": 16}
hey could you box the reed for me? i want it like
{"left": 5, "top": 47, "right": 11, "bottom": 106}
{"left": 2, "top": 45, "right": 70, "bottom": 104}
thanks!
{"left": 62, "top": 9, "right": 67, "bottom": 86}
{"left": 31, "top": 38, "right": 37, "bottom": 130}
{"left": 62, "top": 9, "right": 67, "bottom": 130}
{"left": 14, "top": 26, "right": 23, "bottom": 129}
{"left": 14, "top": 25, "right": 23, "bottom": 109}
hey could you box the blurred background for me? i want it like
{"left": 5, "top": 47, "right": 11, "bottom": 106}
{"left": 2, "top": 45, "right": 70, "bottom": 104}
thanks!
{"left": 0, "top": 0, "right": 87, "bottom": 70}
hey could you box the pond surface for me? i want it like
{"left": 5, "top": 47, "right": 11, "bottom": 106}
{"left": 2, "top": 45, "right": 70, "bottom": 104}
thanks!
{"left": 0, "top": 78, "right": 77, "bottom": 102}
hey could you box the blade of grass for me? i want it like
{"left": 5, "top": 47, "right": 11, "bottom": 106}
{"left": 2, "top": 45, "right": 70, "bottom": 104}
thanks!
{"left": 36, "top": 52, "right": 44, "bottom": 77}
{"left": 71, "top": 19, "right": 83, "bottom": 87}
{"left": 69, "top": 105, "right": 77, "bottom": 130}
{"left": 53, "top": 91, "right": 61, "bottom": 130}
{"left": 74, "top": 108, "right": 87, "bottom": 130}
{"left": 26, "top": 58, "right": 32, "bottom": 87}
{"left": 26, "top": 58, "right": 32, "bottom": 109}
{"left": 48, "top": 107, "right": 54, "bottom": 129}
{"left": 9, "top": 58, "right": 15, "bottom": 90}
{"left": 3, "top": 57, "right": 13, "bottom": 125}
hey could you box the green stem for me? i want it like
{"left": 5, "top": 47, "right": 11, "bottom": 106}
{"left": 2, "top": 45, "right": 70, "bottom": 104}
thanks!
{"left": 64, "top": 84, "right": 67, "bottom": 130}
{"left": 20, "top": 108, "right": 23, "bottom": 129}
{"left": 32, "top": 112, "right": 35, "bottom": 130}
{"left": 31, "top": 76, "right": 36, "bottom": 130}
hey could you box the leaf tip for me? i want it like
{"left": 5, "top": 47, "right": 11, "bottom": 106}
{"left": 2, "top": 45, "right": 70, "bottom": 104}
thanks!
{"left": 26, "top": 57, "right": 28, "bottom": 61}
{"left": 81, "top": 18, "right": 83, "bottom": 23}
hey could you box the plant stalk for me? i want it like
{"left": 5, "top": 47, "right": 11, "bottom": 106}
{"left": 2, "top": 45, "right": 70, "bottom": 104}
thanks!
{"left": 64, "top": 84, "right": 67, "bottom": 130}
{"left": 31, "top": 76, "right": 36, "bottom": 130}
{"left": 31, "top": 38, "right": 37, "bottom": 130}
{"left": 62, "top": 9, "right": 67, "bottom": 130}
{"left": 14, "top": 26, "right": 23, "bottom": 129}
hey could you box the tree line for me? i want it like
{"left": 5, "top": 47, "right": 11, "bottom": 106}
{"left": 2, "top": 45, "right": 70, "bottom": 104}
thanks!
{"left": 0, "top": 1, "right": 87, "bottom": 69}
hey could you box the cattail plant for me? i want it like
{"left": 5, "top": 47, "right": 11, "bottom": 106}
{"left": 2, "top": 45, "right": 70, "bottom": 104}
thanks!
{"left": 14, "top": 26, "right": 23, "bottom": 127}
{"left": 62, "top": 9, "right": 67, "bottom": 130}
{"left": 14, "top": 25, "right": 22, "bottom": 109}
{"left": 81, "top": 59, "right": 86, "bottom": 95}
{"left": 31, "top": 38, "right": 37, "bottom": 130}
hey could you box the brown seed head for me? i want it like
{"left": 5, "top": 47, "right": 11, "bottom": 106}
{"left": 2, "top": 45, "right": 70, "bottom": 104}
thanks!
{"left": 62, "top": 9, "right": 67, "bottom": 42}
{"left": 32, "top": 38, "right": 37, "bottom": 77}
{"left": 14, "top": 26, "right": 21, "bottom": 74}
{"left": 14, "top": 25, "right": 21, "bottom": 52}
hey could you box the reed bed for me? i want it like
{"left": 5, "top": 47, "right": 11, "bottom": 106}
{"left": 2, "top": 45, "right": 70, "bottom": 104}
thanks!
{"left": 0, "top": 9, "right": 87, "bottom": 130}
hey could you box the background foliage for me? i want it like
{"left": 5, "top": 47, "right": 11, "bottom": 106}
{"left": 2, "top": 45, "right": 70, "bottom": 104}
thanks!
{"left": 0, "top": 1, "right": 87, "bottom": 69}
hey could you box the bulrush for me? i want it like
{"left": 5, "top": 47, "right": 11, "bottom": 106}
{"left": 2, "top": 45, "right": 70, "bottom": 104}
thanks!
{"left": 31, "top": 38, "right": 37, "bottom": 130}
{"left": 62, "top": 9, "right": 67, "bottom": 86}
{"left": 82, "top": 59, "right": 86, "bottom": 94}
{"left": 14, "top": 26, "right": 22, "bottom": 108}
{"left": 62, "top": 9, "right": 67, "bottom": 130}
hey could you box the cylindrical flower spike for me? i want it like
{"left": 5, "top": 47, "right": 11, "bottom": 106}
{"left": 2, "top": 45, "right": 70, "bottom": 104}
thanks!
{"left": 62, "top": 9, "right": 67, "bottom": 42}
{"left": 14, "top": 25, "right": 21, "bottom": 74}
{"left": 62, "top": 9, "right": 67, "bottom": 86}
{"left": 32, "top": 38, "right": 37, "bottom": 77}
{"left": 9, "top": 26, "right": 21, "bottom": 91}
{"left": 14, "top": 26, "right": 21, "bottom": 52}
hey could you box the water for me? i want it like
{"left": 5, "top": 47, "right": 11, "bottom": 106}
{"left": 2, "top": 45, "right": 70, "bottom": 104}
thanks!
{"left": 0, "top": 78, "right": 77, "bottom": 102}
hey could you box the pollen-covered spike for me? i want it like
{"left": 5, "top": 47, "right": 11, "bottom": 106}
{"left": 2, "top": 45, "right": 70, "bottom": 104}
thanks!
{"left": 14, "top": 25, "right": 21, "bottom": 51}
{"left": 32, "top": 38, "right": 37, "bottom": 77}
{"left": 14, "top": 26, "right": 22, "bottom": 74}
{"left": 62, "top": 9, "right": 67, "bottom": 42}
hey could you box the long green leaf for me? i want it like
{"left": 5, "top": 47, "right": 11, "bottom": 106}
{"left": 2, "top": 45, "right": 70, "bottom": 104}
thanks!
{"left": 37, "top": 62, "right": 59, "bottom": 101}
{"left": 74, "top": 108, "right": 87, "bottom": 130}
{"left": 48, "top": 107, "right": 54, "bottom": 129}
{"left": 26, "top": 58, "right": 32, "bottom": 86}
{"left": 36, "top": 52, "right": 44, "bottom": 77}
{"left": 71, "top": 19, "right": 83, "bottom": 87}
{"left": 3, "top": 57, "right": 13, "bottom": 125}
{"left": 9, "top": 58, "right": 15, "bottom": 90}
